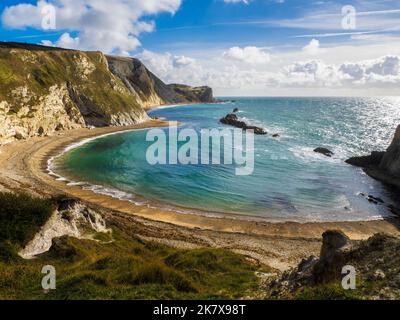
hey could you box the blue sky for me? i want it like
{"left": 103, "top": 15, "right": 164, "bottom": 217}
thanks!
{"left": 1, "top": 0, "right": 400, "bottom": 96}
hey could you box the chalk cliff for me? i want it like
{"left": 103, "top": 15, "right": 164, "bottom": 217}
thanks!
{"left": 0, "top": 42, "right": 215, "bottom": 145}
{"left": 107, "top": 55, "right": 215, "bottom": 109}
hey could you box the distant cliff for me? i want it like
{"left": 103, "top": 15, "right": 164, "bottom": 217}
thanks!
{"left": 107, "top": 55, "right": 215, "bottom": 109}
{"left": 0, "top": 42, "right": 215, "bottom": 145}
{"left": 346, "top": 125, "right": 400, "bottom": 188}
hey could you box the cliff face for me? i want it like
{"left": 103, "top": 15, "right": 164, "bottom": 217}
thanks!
{"left": 107, "top": 56, "right": 215, "bottom": 109}
{"left": 0, "top": 42, "right": 215, "bottom": 145}
{"left": 380, "top": 125, "right": 400, "bottom": 177}
{"left": 168, "top": 84, "right": 214, "bottom": 104}
{"left": 0, "top": 42, "right": 148, "bottom": 144}
{"left": 346, "top": 124, "right": 400, "bottom": 188}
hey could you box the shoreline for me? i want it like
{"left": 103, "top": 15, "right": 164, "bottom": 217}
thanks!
{"left": 1, "top": 119, "right": 400, "bottom": 270}
{"left": 50, "top": 138, "right": 394, "bottom": 224}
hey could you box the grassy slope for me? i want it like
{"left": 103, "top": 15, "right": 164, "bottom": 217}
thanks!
{"left": 0, "top": 192, "right": 264, "bottom": 300}
{"left": 0, "top": 47, "right": 143, "bottom": 118}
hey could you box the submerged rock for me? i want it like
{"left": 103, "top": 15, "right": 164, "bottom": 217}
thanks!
{"left": 314, "top": 147, "right": 334, "bottom": 157}
{"left": 219, "top": 113, "right": 267, "bottom": 135}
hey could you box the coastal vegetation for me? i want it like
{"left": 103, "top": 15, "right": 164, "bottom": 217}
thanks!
{"left": 0, "top": 42, "right": 399, "bottom": 301}
{"left": 0, "top": 191, "right": 262, "bottom": 300}
{"left": 0, "top": 42, "right": 214, "bottom": 145}
{"left": 264, "top": 231, "right": 400, "bottom": 300}
{"left": 2, "top": 191, "right": 399, "bottom": 300}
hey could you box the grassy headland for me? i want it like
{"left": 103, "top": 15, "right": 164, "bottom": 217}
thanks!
{"left": 0, "top": 192, "right": 264, "bottom": 300}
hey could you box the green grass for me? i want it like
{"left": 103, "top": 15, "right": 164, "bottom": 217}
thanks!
{"left": 0, "top": 60, "right": 16, "bottom": 85}
{"left": 0, "top": 192, "right": 55, "bottom": 261}
{"left": 0, "top": 48, "right": 143, "bottom": 117}
{"left": 0, "top": 192, "right": 262, "bottom": 300}
{"left": 295, "top": 283, "right": 363, "bottom": 300}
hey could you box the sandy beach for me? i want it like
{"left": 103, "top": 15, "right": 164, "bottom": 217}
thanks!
{"left": 1, "top": 119, "right": 399, "bottom": 271}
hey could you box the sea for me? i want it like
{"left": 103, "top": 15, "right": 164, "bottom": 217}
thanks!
{"left": 52, "top": 97, "right": 400, "bottom": 222}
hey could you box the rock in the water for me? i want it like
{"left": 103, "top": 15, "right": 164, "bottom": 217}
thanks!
{"left": 314, "top": 147, "right": 334, "bottom": 157}
{"left": 219, "top": 113, "right": 267, "bottom": 135}
{"left": 272, "top": 134, "right": 280, "bottom": 138}
{"left": 368, "top": 195, "right": 384, "bottom": 204}
{"left": 233, "top": 108, "right": 239, "bottom": 113}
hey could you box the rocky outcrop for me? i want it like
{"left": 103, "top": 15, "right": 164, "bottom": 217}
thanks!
{"left": 380, "top": 125, "right": 400, "bottom": 177}
{"left": 312, "top": 230, "right": 351, "bottom": 284}
{"left": 314, "top": 147, "right": 334, "bottom": 157}
{"left": 265, "top": 231, "right": 400, "bottom": 300}
{"left": 220, "top": 113, "right": 267, "bottom": 135}
{"left": 168, "top": 84, "right": 215, "bottom": 104}
{"left": 346, "top": 125, "right": 400, "bottom": 189}
{"left": 0, "top": 85, "right": 85, "bottom": 144}
{"left": 18, "top": 198, "right": 110, "bottom": 259}
{"left": 345, "top": 151, "right": 385, "bottom": 168}
{"left": 0, "top": 42, "right": 148, "bottom": 144}
{"left": 107, "top": 56, "right": 215, "bottom": 109}
{"left": 0, "top": 42, "right": 214, "bottom": 145}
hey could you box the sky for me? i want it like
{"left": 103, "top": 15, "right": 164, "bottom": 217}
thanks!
{"left": 1, "top": 0, "right": 400, "bottom": 96}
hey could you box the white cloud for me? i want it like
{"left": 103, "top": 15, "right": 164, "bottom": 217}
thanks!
{"left": 138, "top": 47, "right": 400, "bottom": 96}
{"left": 2, "top": 0, "right": 181, "bottom": 54}
{"left": 223, "top": 46, "right": 271, "bottom": 64}
{"left": 302, "top": 39, "right": 322, "bottom": 55}
{"left": 283, "top": 55, "right": 400, "bottom": 87}
{"left": 283, "top": 60, "right": 343, "bottom": 87}
{"left": 138, "top": 50, "right": 206, "bottom": 85}
{"left": 339, "top": 55, "right": 400, "bottom": 85}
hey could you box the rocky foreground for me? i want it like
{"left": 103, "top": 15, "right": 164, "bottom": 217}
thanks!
{"left": 0, "top": 42, "right": 215, "bottom": 145}
{"left": 264, "top": 231, "right": 400, "bottom": 300}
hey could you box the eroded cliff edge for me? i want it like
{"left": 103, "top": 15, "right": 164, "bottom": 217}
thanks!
{"left": 107, "top": 55, "right": 215, "bottom": 109}
{"left": 346, "top": 125, "right": 400, "bottom": 189}
{"left": 0, "top": 42, "right": 215, "bottom": 145}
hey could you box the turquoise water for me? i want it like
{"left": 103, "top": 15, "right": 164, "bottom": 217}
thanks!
{"left": 55, "top": 97, "right": 400, "bottom": 222}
